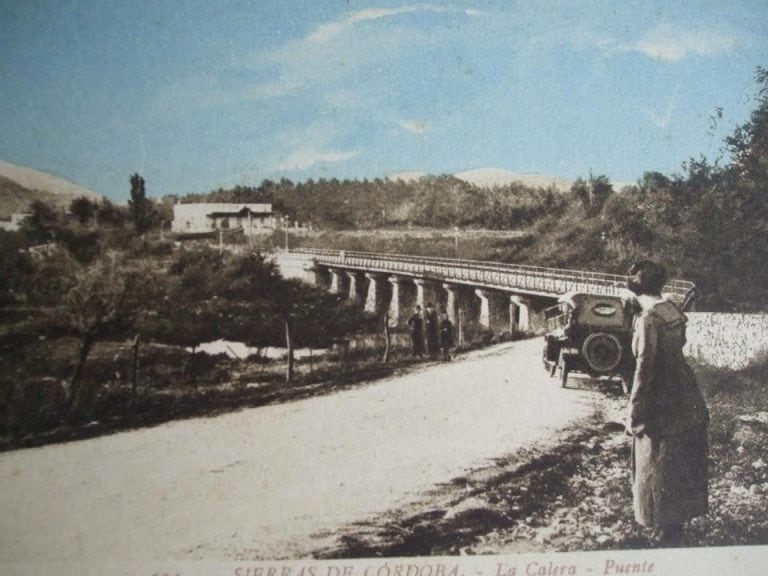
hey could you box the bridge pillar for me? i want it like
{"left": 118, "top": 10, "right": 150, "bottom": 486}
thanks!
{"left": 313, "top": 267, "right": 332, "bottom": 291}
{"left": 414, "top": 279, "right": 426, "bottom": 308}
{"left": 414, "top": 278, "right": 445, "bottom": 311}
{"left": 443, "top": 283, "right": 460, "bottom": 324}
{"left": 508, "top": 298, "right": 519, "bottom": 334}
{"left": 329, "top": 268, "right": 345, "bottom": 295}
{"left": 388, "top": 276, "right": 415, "bottom": 326}
{"left": 475, "top": 289, "right": 510, "bottom": 333}
{"left": 444, "top": 283, "right": 474, "bottom": 344}
{"left": 346, "top": 271, "right": 361, "bottom": 301}
{"left": 364, "top": 273, "right": 388, "bottom": 315}
{"left": 509, "top": 295, "right": 531, "bottom": 332}
{"left": 475, "top": 289, "right": 491, "bottom": 329}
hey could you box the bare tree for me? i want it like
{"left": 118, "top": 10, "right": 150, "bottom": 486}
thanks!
{"left": 54, "top": 252, "right": 159, "bottom": 418}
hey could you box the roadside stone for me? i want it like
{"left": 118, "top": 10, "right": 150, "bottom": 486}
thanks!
{"left": 595, "top": 486, "right": 610, "bottom": 497}
{"left": 603, "top": 421, "right": 625, "bottom": 433}
{"left": 738, "top": 412, "right": 768, "bottom": 427}
{"left": 553, "top": 507, "right": 570, "bottom": 518}
{"left": 733, "top": 415, "right": 768, "bottom": 447}
{"left": 443, "top": 497, "right": 503, "bottom": 522}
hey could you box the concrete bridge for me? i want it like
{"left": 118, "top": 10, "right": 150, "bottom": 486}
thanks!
{"left": 275, "top": 249, "right": 695, "bottom": 335}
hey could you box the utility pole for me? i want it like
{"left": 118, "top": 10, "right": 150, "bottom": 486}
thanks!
{"left": 454, "top": 226, "right": 460, "bottom": 257}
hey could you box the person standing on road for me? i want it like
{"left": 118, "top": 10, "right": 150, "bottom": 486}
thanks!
{"left": 424, "top": 302, "right": 439, "bottom": 359}
{"left": 407, "top": 305, "right": 425, "bottom": 359}
{"left": 625, "top": 260, "right": 709, "bottom": 548}
{"left": 439, "top": 310, "right": 454, "bottom": 361}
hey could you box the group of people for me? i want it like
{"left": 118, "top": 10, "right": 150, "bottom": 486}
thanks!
{"left": 406, "top": 302, "right": 454, "bottom": 361}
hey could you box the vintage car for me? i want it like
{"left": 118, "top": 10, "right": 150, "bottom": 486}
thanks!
{"left": 542, "top": 292, "right": 635, "bottom": 392}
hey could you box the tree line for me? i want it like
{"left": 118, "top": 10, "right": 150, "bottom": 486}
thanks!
{"left": 171, "top": 66, "right": 768, "bottom": 311}
{"left": 1, "top": 178, "right": 375, "bottom": 426}
{"left": 518, "top": 67, "right": 768, "bottom": 311}
{"left": 173, "top": 175, "right": 567, "bottom": 231}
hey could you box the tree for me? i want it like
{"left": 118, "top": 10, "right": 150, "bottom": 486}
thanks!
{"left": 142, "top": 247, "right": 233, "bottom": 388}
{"left": 570, "top": 174, "right": 614, "bottom": 215}
{"left": 58, "top": 226, "right": 103, "bottom": 264}
{"left": 216, "top": 253, "right": 315, "bottom": 383}
{"left": 51, "top": 252, "right": 161, "bottom": 418}
{"left": 96, "top": 198, "right": 127, "bottom": 227}
{"left": 264, "top": 279, "right": 375, "bottom": 383}
{"left": 726, "top": 66, "right": 768, "bottom": 182}
{"left": 0, "top": 230, "right": 34, "bottom": 307}
{"left": 128, "top": 173, "right": 156, "bottom": 234}
{"left": 601, "top": 193, "right": 654, "bottom": 267}
{"left": 590, "top": 174, "right": 614, "bottom": 215}
{"left": 168, "top": 245, "right": 228, "bottom": 300}
{"left": 69, "top": 197, "right": 98, "bottom": 225}
{"left": 212, "top": 250, "right": 374, "bottom": 383}
{"left": 19, "top": 200, "right": 62, "bottom": 244}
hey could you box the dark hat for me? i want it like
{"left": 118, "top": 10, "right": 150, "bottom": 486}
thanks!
{"left": 627, "top": 260, "right": 667, "bottom": 296}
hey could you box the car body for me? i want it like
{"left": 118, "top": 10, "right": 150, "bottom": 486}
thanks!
{"left": 542, "top": 292, "right": 635, "bottom": 392}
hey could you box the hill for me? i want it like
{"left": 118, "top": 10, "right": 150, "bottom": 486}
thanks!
{"left": 386, "top": 171, "right": 427, "bottom": 182}
{"left": 453, "top": 168, "right": 573, "bottom": 191}
{"left": 0, "top": 161, "right": 103, "bottom": 219}
{"left": 385, "top": 168, "right": 574, "bottom": 191}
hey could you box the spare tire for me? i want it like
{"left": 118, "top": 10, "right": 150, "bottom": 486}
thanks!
{"left": 582, "top": 332, "right": 622, "bottom": 373}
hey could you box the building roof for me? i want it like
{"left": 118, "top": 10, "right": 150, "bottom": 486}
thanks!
{"left": 174, "top": 203, "right": 272, "bottom": 216}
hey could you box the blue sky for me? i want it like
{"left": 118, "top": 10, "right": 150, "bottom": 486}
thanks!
{"left": 1, "top": 1, "right": 766, "bottom": 201}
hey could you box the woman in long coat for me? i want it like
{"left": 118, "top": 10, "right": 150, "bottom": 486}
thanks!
{"left": 626, "top": 260, "right": 709, "bottom": 547}
{"left": 439, "top": 312, "right": 454, "bottom": 361}
{"left": 407, "top": 305, "right": 425, "bottom": 358}
{"left": 424, "top": 302, "right": 439, "bottom": 359}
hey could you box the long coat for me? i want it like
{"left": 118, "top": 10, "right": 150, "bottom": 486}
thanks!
{"left": 439, "top": 318, "right": 454, "bottom": 349}
{"left": 407, "top": 313, "right": 425, "bottom": 355}
{"left": 424, "top": 308, "right": 439, "bottom": 357}
{"left": 628, "top": 300, "right": 709, "bottom": 528}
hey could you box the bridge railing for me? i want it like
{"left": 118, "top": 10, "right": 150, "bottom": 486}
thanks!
{"left": 284, "top": 248, "right": 695, "bottom": 300}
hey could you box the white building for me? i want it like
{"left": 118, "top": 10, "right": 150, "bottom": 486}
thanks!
{"left": 171, "top": 203, "right": 276, "bottom": 236}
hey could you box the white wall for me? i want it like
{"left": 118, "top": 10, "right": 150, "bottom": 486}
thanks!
{"left": 685, "top": 313, "right": 768, "bottom": 369}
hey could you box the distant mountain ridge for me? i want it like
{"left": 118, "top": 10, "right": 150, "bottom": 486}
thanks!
{"left": 387, "top": 167, "right": 574, "bottom": 191}
{"left": 453, "top": 168, "right": 573, "bottom": 191}
{"left": 0, "top": 161, "right": 103, "bottom": 219}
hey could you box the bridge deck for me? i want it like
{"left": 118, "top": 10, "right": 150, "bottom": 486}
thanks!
{"left": 285, "top": 249, "right": 695, "bottom": 300}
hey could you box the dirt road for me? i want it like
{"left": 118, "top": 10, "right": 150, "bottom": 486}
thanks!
{"left": 0, "top": 338, "right": 604, "bottom": 564}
